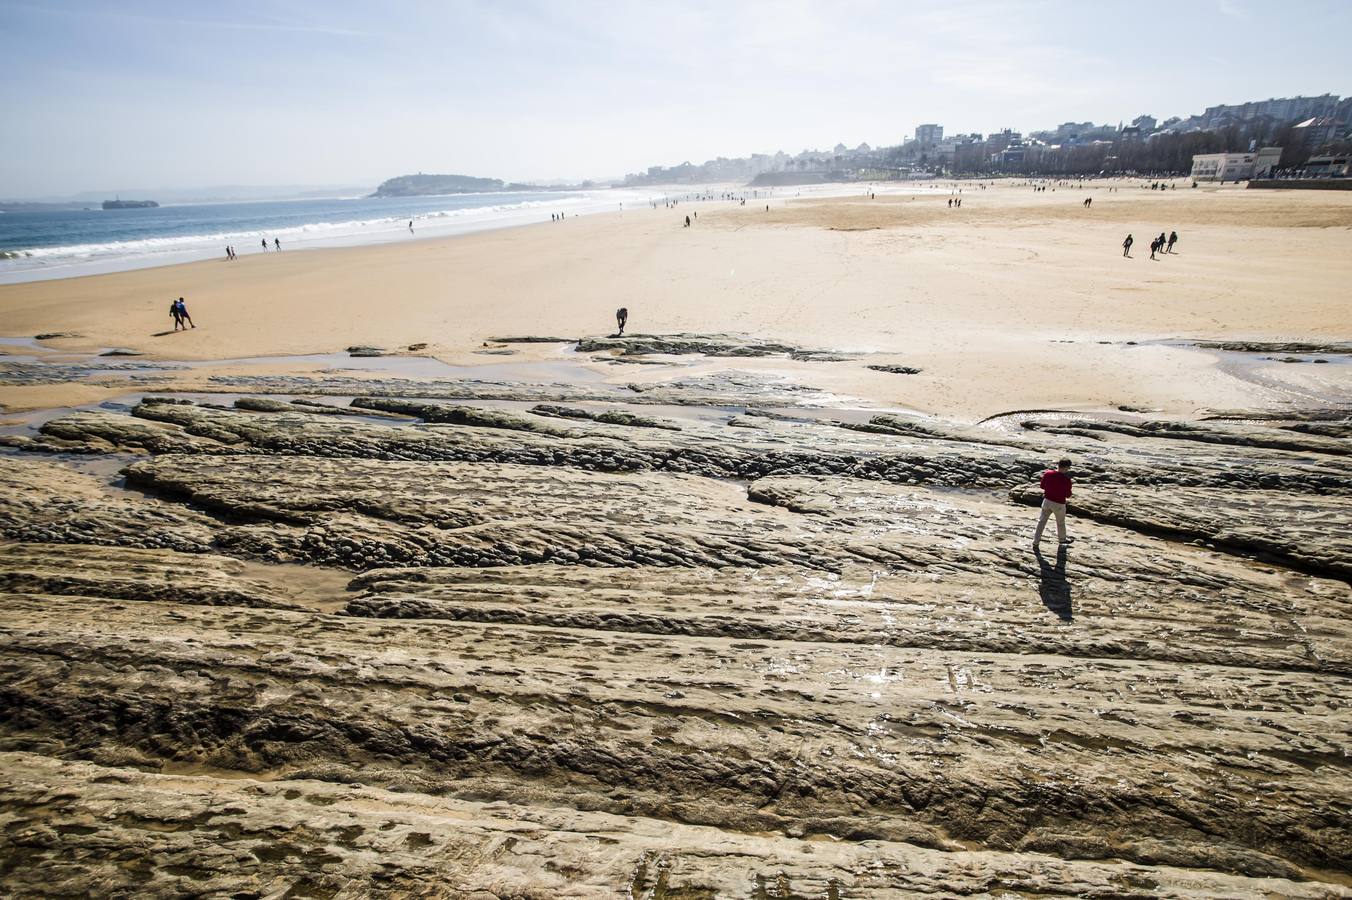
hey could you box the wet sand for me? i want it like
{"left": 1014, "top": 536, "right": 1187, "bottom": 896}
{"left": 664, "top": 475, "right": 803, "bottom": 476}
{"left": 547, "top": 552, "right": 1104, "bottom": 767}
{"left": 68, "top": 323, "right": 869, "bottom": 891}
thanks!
{"left": 2, "top": 180, "right": 1350, "bottom": 420}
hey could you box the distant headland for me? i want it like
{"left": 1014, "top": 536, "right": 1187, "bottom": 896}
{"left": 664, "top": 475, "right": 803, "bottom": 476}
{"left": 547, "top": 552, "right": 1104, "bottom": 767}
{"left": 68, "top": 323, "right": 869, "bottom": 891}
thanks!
{"left": 370, "top": 173, "right": 547, "bottom": 198}
{"left": 102, "top": 199, "right": 158, "bottom": 210}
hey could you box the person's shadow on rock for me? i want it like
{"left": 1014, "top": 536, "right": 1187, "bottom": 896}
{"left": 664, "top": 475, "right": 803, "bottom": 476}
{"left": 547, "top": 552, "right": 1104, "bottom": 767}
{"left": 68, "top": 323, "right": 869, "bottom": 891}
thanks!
{"left": 1034, "top": 544, "right": 1073, "bottom": 622}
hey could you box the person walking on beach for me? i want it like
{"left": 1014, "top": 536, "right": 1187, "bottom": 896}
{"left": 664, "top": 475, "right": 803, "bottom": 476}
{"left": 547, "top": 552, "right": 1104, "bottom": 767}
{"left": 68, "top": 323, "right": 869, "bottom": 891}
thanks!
{"left": 274, "top": 238, "right": 281, "bottom": 251}
{"left": 1122, "top": 234, "right": 1133, "bottom": 257}
{"left": 261, "top": 238, "right": 268, "bottom": 252}
{"left": 408, "top": 220, "right": 414, "bottom": 233}
{"left": 616, "top": 307, "right": 628, "bottom": 336}
{"left": 1033, "top": 458, "right": 1073, "bottom": 550}
{"left": 170, "top": 299, "right": 184, "bottom": 331}
{"left": 684, "top": 215, "right": 690, "bottom": 228}
{"left": 1167, "top": 230, "right": 1178, "bottom": 253}
{"left": 1149, "top": 236, "right": 1160, "bottom": 259}
{"left": 175, "top": 297, "right": 194, "bottom": 329}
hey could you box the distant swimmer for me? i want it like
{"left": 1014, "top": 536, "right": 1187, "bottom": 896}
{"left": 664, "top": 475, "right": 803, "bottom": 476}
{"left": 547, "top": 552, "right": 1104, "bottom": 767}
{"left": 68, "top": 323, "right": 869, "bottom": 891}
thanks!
{"left": 1167, "top": 230, "right": 1178, "bottom": 253}
{"left": 1122, "top": 234, "right": 1133, "bottom": 257}
{"left": 616, "top": 307, "right": 628, "bottom": 336}
{"left": 274, "top": 237, "right": 281, "bottom": 251}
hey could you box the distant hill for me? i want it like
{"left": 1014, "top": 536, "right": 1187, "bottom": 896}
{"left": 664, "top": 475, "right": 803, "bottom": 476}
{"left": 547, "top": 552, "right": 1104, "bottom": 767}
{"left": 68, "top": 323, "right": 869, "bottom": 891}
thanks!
{"left": 370, "top": 173, "right": 542, "bottom": 197}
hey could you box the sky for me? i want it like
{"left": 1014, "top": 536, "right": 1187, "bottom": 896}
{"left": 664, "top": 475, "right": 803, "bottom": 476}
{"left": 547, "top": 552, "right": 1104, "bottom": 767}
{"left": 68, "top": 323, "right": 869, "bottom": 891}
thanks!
{"left": 1, "top": 0, "right": 1349, "bottom": 198}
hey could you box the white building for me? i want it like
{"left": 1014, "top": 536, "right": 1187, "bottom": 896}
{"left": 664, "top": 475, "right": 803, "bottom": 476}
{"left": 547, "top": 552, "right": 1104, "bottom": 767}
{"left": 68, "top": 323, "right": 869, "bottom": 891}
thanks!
{"left": 915, "top": 123, "right": 943, "bottom": 146}
{"left": 1190, "top": 147, "right": 1282, "bottom": 181}
{"left": 1303, "top": 155, "right": 1350, "bottom": 177}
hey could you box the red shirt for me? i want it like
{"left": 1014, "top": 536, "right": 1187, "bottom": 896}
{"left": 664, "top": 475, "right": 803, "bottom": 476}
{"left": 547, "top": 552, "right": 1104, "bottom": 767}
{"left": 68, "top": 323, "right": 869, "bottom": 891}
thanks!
{"left": 1040, "top": 470, "right": 1072, "bottom": 503}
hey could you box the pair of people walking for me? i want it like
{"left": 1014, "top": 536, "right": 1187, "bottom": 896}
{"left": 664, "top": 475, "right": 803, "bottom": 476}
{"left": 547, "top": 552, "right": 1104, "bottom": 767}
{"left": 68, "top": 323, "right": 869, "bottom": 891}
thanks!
{"left": 169, "top": 297, "right": 194, "bottom": 331}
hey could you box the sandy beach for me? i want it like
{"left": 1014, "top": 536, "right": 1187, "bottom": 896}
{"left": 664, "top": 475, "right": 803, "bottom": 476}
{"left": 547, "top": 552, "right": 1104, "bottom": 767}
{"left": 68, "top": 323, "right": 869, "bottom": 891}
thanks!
{"left": 2, "top": 180, "right": 1350, "bottom": 420}
{"left": 2, "top": 182, "right": 1352, "bottom": 896}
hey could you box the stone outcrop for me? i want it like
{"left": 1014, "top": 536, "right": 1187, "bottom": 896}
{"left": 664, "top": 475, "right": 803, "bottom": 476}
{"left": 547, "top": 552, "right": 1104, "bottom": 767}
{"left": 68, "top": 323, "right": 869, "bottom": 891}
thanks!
{"left": 576, "top": 332, "right": 850, "bottom": 360}
{"left": 1010, "top": 482, "right": 1352, "bottom": 580}
{"left": 1, "top": 353, "right": 1350, "bottom": 895}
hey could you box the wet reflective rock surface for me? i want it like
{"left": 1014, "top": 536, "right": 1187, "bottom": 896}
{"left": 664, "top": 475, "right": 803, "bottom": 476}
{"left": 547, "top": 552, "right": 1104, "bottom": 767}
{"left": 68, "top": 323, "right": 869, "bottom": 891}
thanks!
{"left": 1, "top": 348, "right": 1350, "bottom": 897}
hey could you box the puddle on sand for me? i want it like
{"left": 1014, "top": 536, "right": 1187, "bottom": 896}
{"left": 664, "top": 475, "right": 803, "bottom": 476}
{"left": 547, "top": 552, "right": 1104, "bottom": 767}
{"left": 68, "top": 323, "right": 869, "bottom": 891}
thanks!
{"left": 0, "top": 337, "right": 53, "bottom": 355}
{"left": 227, "top": 557, "right": 357, "bottom": 613}
{"left": 1154, "top": 339, "right": 1352, "bottom": 408}
{"left": 178, "top": 346, "right": 613, "bottom": 385}
{"left": 2, "top": 335, "right": 612, "bottom": 385}
{"left": 976, "top": 408, "right": 1151, "bottom": 433}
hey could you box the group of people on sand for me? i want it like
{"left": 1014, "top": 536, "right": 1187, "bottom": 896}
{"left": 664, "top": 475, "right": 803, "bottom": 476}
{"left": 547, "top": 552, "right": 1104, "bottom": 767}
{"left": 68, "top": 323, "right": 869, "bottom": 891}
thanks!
{"left": 1122, "top": 231, "right": 1179, "bottom": 259}
{"left": 946, "top": 197, "right": 962, "bottom": 208}
{"left": 226, "top": 238, "right": 281, "bottom": 259}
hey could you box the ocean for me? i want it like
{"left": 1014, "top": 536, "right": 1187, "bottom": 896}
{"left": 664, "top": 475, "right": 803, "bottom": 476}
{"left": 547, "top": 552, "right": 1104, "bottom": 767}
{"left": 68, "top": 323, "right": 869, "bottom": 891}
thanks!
{"left": 0, "top": 189, "right": 651, "bottom": 284}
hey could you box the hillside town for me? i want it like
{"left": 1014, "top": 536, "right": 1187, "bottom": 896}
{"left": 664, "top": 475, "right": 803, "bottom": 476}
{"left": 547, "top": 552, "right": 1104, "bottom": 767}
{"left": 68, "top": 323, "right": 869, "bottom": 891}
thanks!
{"left": 623, "top": 93, "right": 1352, "bottom": 185}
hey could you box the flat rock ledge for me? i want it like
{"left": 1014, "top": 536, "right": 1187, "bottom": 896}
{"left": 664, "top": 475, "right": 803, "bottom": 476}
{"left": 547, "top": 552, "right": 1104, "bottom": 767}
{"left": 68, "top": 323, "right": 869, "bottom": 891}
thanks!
{"left": 0, "top": 366, "right": 1349, "bottom": 896}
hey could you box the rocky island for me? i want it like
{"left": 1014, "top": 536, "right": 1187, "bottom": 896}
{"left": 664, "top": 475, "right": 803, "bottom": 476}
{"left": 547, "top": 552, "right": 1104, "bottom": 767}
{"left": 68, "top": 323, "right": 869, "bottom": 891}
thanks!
{"left": 370, "top": 173, "right": 544, "bottom": 197}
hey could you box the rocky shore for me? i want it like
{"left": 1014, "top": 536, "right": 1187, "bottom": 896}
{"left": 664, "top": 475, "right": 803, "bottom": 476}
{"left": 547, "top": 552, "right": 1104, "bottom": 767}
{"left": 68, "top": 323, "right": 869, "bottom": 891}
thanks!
{"left": 1, "top": 336, "right": 1350, "bottom": 897}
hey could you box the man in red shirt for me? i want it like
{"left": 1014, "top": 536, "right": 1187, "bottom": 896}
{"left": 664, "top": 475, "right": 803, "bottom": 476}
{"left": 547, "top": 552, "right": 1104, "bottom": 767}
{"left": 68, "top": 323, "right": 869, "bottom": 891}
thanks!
{"left": 1033, "top": 458, "right": 1073, "bottom": 549}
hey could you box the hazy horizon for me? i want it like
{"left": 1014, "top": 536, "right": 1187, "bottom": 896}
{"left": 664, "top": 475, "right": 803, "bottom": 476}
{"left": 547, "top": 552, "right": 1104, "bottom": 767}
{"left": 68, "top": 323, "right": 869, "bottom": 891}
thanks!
{"left": 2, "top": 0, "right": 1349, "bottom": 198}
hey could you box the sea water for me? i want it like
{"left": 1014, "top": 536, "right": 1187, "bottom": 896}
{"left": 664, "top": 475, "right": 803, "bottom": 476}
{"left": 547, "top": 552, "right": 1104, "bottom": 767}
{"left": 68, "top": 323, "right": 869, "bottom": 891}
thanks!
{"left": 0, "top": 189, "right": 656, "bottom": 284}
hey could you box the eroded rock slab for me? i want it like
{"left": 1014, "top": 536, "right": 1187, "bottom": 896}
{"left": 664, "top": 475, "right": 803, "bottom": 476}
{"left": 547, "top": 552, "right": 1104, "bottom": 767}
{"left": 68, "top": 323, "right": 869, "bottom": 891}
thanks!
{"left": 5, "top": 752, "right": 1344, "bottom": 899}
{"left": 1023, "top": 414, "right": 1349, "bottom": 457}
{"left": 3, "top": 357, "right": 1351, "bottom": 894}
{"left": 2, "top": 579, "right": 1349, "bottom": 881}
{"left": 576, "top": 332, "right": 849, "bottom": 361}
{"left": 1009, "top": 482, "right": 1352, "bottom": 580}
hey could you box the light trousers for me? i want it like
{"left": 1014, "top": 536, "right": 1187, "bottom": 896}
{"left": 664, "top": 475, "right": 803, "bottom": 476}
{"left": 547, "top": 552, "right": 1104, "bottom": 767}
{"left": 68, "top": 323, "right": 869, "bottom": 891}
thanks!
{"left": 1033, "top": 498, "right": 1067, "bottom": 544}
